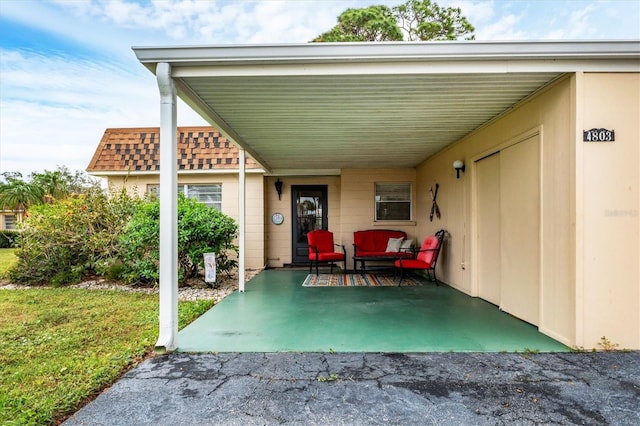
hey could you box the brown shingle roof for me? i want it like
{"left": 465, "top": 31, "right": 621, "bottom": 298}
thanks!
{"left": 87, "top": 126, "right": 260, "bottom": 173}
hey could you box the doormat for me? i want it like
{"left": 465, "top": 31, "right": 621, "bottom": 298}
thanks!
{"left": 302, "top": 274, "right": 420, "bottom": 287}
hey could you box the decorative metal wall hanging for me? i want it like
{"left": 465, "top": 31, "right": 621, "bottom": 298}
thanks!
{"left": 430, "top": 183, "right": 441, "bottom": 222}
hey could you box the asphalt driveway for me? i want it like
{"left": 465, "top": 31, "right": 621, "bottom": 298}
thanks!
{"left": 64, "top": 351, "right": 639, "bottom": 425}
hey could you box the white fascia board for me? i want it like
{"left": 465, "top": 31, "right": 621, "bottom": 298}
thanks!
{"left": 172, "top": 58, "right": 639, "bottom": 78}
{"left": 266, "top": 169, "right": 342, "bottom": 176}
{"left": 176, "top": 169, "right": 266, "bottom": 174}
{"left": 134, "top": 41, "right": 640, "bottom": 80}
{"left": 133, "top": 41, "right": 640, "bottom": 67}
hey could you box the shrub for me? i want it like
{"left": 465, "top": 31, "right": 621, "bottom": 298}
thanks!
{"left": 8, "top": 188, "right": 141, "bottom": 285}
{"left": 118, "top": 194, "right": 238, "bottom": 286}
{"left": 0, "top": 230, "right": 19, "bottom": 248}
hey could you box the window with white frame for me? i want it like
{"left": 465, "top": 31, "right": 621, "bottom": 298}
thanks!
{"left": 147, "top": 184, "right": 222, "bottom": 211}
{"left": 147, "top": 184, "right": 160, "bottom": 198}
{"left": 3, "top": 214, "right": 16, "bottom": 230}
{"left": 375, "top": 183, "right": 411, "bottom": 221}
{"left": 180, "top": 184, "right": 222, "bottom": 210}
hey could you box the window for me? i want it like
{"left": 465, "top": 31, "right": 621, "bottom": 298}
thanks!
{"left": 180, "top": 184, "right": 222, "bottom": 210}
{"left": 146, "top": 184, "right": 222, "bottom": 211}
{"left": 3, "top": 215, "right": 16, "bottom": 230}
{"left": 375, "top": 183, "right": 411, "bottom": 221}
{"left": 147, "top": 184, "right": 159, "bottom": 197}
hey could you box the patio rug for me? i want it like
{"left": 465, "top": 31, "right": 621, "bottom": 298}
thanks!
{"left": 302, "top": 273, "right": 420, "bottom": 287}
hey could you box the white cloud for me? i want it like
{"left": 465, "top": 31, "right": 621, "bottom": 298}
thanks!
{"left": 543, "top": 4, "right": 598, "bottom": 40}
{"left": 474, "top": 13, "right": 528, "bottom": 41}
{"left": 456, "top": 0, "right": 496, "bottom": 27}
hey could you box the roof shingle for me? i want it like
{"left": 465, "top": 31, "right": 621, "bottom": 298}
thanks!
{"left": 87, "top": 127, "right": 259, "bottom": 172}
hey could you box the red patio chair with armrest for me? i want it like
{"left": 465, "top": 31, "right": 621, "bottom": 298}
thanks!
{"left": 395, "top": 229, "right": 445, "bottom": 286}
{"left": 307, "top": 230, "right": 347, "bottom": 275}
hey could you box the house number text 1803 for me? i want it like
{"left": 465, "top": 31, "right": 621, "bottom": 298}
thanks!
{"left": 583, "top": 128, "right": 615, "bottom": 142}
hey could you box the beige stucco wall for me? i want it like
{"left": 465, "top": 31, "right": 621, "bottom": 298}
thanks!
{"left": 415, "top": 75, "right": 577, "bottom": 346}
{"left": 105, "top": 175, "right": 156, "bottom": 197}
{"left": 220, "top": 174, "right": 265, "bottom": 270}
{"left": 339, "top": 169, "right": 418, "bottom": 263}
{"left": 265, "top": 175, "right": 341, "bottom": 268}
{"left": 578, "top": 73, "right": 640, "bottom": 349}
{"left": 105, "top": 173, "right": 265, "bottom": 270}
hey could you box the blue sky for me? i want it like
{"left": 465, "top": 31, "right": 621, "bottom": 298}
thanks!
{"left": 1, "top": 0, "right": 639, "bottom": 177}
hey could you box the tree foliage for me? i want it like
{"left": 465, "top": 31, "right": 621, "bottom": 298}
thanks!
{"left": 9, "top": 191, "right": 239, "bottom": 287}
{"left": 0, "top": 167, "right": 101, "bottom": 218}
{"left": 9, "top": 188, "right": 142, "bottom": 286}
{"left": 313, "top": 0, "right": 474, "bottom": 42}
{"left": 30, "top": 166, "right": 98, "bottom": 199}
{"left": 0, "top": 230, "right": 19, "bottom": 248}
{"left": 0, "top": 174, "right": 44, "bottom": 219}
{"left": 313, "top": 5, "right": 403, "bottom": 42}
{"left": 4, "top": 165, "right": 240, "bottom": 287}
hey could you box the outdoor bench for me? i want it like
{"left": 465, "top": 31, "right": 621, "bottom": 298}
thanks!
{"left": 352, "top": 229, "right": 413, "bottom": 275}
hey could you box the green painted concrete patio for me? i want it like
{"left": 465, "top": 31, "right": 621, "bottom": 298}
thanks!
{"left": 178, "top": 269, "right": 568, "bottom": 353}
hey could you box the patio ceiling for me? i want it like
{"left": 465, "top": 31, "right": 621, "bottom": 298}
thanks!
{"left": 133, "top": 41, "right": 640, "bottom": 173}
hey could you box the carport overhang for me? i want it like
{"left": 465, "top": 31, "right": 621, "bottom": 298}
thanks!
{"left": 132, "top": 40, "right": 640, "bottom": 351}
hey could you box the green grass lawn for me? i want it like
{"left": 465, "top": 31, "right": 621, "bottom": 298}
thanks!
{"left": 0, "top": 289, "right": 214, "bottom": 425}
{"left": 0, "top": 248, "right": 17, "bottom": 276}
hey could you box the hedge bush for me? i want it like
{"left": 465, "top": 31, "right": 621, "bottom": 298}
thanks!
{"left": 0, "top": 230, "right": 19, "bottom": 248}
{"left": 118, "top": 194, "right": 238, "bottom": 286}
{"left": 8, "top": 189, "right": 141, "bottom": 286}
{"left": 7, "top": 189, "right": 238, "bottom": 287}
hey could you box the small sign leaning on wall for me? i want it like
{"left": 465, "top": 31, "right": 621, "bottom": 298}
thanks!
{"left": 583, "top": 128, "right": 615, "bottom": 142}
{"left": 204, "top": 253, "right": 216, "bottom": 283}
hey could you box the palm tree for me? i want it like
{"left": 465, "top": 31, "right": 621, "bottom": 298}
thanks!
{"left": 31, "top": 169, "right": 70, "bottom": 201}
{"left": 0, "top": 174, "right": 44, "bottom": 221}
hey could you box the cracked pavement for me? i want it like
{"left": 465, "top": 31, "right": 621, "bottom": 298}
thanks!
{"left": 63, "top": 352, "right": 640, "bottom": 425}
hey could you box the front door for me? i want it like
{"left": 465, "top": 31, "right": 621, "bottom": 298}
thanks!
{"left": 292, "top": 185, "right": 328, "bottom": 264}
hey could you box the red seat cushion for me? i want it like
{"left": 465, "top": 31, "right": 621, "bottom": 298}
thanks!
{"left": 312, "top": 252, "right": 345, "bottom": 262}
{"left": 394, "top": 235, "right": 440, "bottom": 270}
{"left": 394, "top": 259, "right": 431, "bottom": 269}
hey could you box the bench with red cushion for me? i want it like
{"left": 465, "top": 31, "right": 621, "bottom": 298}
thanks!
{"left": 352, "top": 229, "right": 413, "bottom": 274}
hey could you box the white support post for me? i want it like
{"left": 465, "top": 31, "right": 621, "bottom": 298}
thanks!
{"left": 239, "top": 148, "right": 246, "bottom": 292}
{"left": 155, "top": 62, "right": 178, "bottom": 352}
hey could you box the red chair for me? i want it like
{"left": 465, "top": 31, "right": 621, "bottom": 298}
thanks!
{"left": 307, "top": 230, "right": 346, "bottom": 275}
{"left": 395, "top": 229, "right": 445, "bottom": 285}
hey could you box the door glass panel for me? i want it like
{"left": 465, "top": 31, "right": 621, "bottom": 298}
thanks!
{"left": 296, "top": 190, "right": 324, "bottom": 244}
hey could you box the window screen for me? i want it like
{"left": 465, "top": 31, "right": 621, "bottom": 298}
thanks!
{"left": 3, "top": 215, "right": 16, "bottom": 230}
{"left": 375, "top": 183, "right": 411, "bottom": 221}
{"left": 181, "top": 184, "right": 222, "bottom": 210}
{"left": 147, "top": 184, "right": 222, "bottom": 211}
